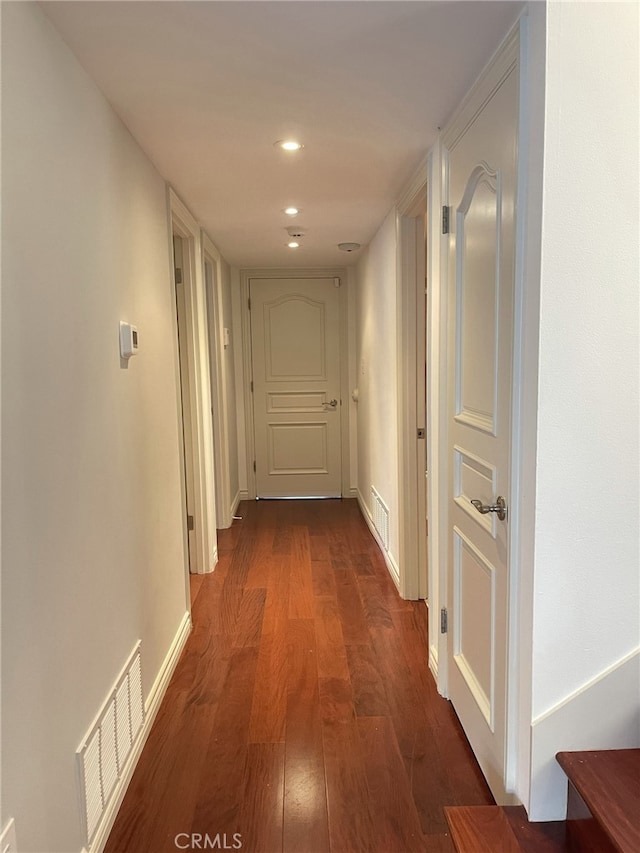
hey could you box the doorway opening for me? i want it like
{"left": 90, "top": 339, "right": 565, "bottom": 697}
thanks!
{"left": 397, "top": 174, "right": 429, "bottom": 603}
{"left": 170, "top": 189, "right": 217, "bottom": 578}
{"left": 204, "top": 247, "right": 231, "bottom": 528}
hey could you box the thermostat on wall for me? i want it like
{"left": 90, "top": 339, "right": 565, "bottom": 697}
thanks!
{"left": 119, "top": 321, "right": 139, "bottom": 359}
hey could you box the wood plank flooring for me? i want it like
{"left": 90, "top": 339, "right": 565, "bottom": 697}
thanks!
{"left": 105, "top": 499, "right": 493, "bottom": 853}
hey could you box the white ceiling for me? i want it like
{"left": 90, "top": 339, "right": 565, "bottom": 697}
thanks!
{"left": 43, "top": 1, "right": 522, "bottom": 268}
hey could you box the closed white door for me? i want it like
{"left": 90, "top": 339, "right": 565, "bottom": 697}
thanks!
{"left": 444, "top": 63, "right": 518, "bottom": 799}
{"left": 250, "top": 277, "right": 342, "bottom": 498}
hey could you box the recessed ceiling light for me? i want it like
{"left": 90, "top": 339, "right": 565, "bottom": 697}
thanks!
{"left": 287, "top": 241, "right": 300, "bottom": 249}
{"left": 284, "top": 207, "right": 300, "bottom": 216}
{"left": 275, "top": 140, "right": 303, "bottom": 152}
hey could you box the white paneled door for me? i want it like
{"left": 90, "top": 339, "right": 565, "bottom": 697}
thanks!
{"left": 250, "top": 277, "right": 342, "bottom": 498}
{"left": 444, "top": 59, "right": 518, "bottom": 799}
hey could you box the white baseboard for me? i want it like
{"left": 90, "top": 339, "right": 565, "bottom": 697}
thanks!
{"left": 386, "top": 552, "right": 400, "bottom": 590}
{"left": 230, "top": 489, "right": 241, "bottom": 517}
{"left": 88, "top": 612, "right": 192, "bottom": 853}
{"left": 347, "top": 487, "right": 358, "bottom": 499}
{"left": 424, "top": 599, "right": 440, "bottom": 680}
{"left": 144, "top": 612, "right": 192, "bottom": 716}
{"left": 356, "top": 489, "right": 400, "bottom": 591}
{"left": 239, "top": 489, "right": 249, "bottom": 501}
{"left": 194, "top": 548, "right": 218, "bottom": 575}
{"left": 429, "top": 643, "right": 439, "bottom": 680}
{"left": 528, "top": 646, "right": 640, "bottom": 821}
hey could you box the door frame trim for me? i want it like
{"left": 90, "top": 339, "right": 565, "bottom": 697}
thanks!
{"left": 426, "top": 138, "right": 447, "bottom": 679}
{"left": 434, "top": 20, "right": 527, "bottom": 799}
{"left": 169, "top": 188, "right": 218, "bottom": 574}
{"left": 240, "top": 267, "right": 350, "bottom": 499}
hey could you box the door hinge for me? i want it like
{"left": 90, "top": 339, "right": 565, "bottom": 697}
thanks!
{"left": 253, "top": 460, "right": 256, "bottom": 473}
{"left": 440, "top": 607, "right": 448, "bottom": 634}
{"left": 187, "top": 514, "right": 194, "bottom": 531}
{"left": 175, "top": 267, "right": 183, "bottom": 284}
{"left": 250, "top": 380, "right": 254, "bottom": 393}
{"left": 441, "top": 205, "right": 450, "bottom": 235}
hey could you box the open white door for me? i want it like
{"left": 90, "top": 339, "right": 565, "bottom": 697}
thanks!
{"left": 173, "top": 235, "right": 198, "bottom": 570}
{"left": 443, "top": 49, "right": 519, "bottom": 799}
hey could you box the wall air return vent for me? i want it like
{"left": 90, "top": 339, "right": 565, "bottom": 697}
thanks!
{"left": 76, "top": 642, "right": 144, "bottom": 849}
{"left": 371, "top": 486, "right": 390, "bottom": 552}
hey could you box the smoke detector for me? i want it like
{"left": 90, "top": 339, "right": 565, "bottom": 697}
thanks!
{"left": 287, "top": 226, "right": 306, "bottom": 238}
{"left": 338, "top": 242, "right": 361, "bottom": 252}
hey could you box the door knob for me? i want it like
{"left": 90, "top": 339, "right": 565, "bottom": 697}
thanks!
{"left": 323, "top": 399, "right": 338, "bottom": 410}
{"left": 470, "top": 496, "right": 507, "bottom": 521}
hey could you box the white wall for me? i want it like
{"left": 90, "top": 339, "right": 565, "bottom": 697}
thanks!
{"left": 1, "top": 4, "right": 188, "bottom": 850}
{"left": 528, "top": 0, "right": 640, "bottom": 819}
{"left": 356, "top": 210, "right": 400, "bottom": 569}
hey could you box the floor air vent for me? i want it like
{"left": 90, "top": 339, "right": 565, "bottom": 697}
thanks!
{"left": 77, "top": 642, "right": 144, "bottom": 848}
{"left": 371, "top": 486, "right": 390, "bottom": 551}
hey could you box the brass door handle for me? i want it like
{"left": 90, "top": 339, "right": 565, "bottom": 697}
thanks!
{"left": 470, "top": 496, "right": 507, "bottom": 521}
{"left": 323, "top": 399, "right": 338, "bottom": 410}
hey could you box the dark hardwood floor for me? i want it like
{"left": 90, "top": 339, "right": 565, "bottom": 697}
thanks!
{"left": 105, "top": 499, "right": 493, "bottom": 853}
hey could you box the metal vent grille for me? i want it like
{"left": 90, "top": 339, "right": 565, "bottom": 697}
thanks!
{"left": 100, "top": 700, "right": 118, "bottom": 805}
{"left": 77, "top": 643, "right": 144, "bottom": 849}
{"left": 83, "top": 729, "right": 102, "bottom": 842}
{"left": 129, "top": 653, "right": 144, "bottom": 742}
{"left": 115, "top": 677, "right": 132, "bottom": 770}
{"left": 371, "top": 486, "right": 390, "bottom": 551}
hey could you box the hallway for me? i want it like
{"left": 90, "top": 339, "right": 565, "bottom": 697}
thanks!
{"left": 105, "top": 500, "right": 492, "bottom": 853}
